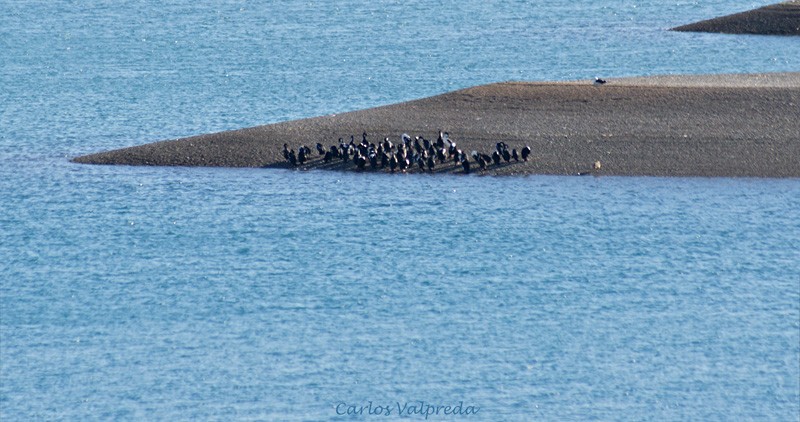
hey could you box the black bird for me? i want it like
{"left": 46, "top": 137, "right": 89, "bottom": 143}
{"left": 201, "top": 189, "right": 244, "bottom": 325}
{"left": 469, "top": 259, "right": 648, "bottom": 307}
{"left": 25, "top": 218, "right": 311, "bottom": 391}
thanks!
{"left": 356, "top": 154, "right": 367, "bottom": 170}
{"left": 397, "top": 152, "right": 408, "bottom": 171}
{"left": 316, "top": 143, "right": 325, "bottom": 155}
{"left": 512, "top": 149, "right": 519, "bottom": 162}
{"left": 288, "top": 149, "right": 297, "bottom": 166}
{"left": 423, "top": 137, "right": 431, "bottom": 151}
{"left": 426, "top": 155, "right": 435, "bottom": 172}
{"left": 448, "top": 142, "right": 457, "bottom": 159}
{"left": 330, "top": 145, "right": 340, "bottom": 158}
{"left": 297, "top": 147, "right": 307, "bottom": 165}
{"left": 389, "top": 154, "right": 398, "bottom": 172}
{"left": 427, "top": 144, "right": 435, "bottom": 158}
{"left": 477, "top": 154, "right": 487, "bottom": 171}
{"left": 496, "top": 142, "right": 506, "bottom": 154}
{"left": 492, "top": 151, "right": 501, "bottom": 165}
{"left": 521, "top": 145, "right": 531, "bottom": 162}
{"left": 282, "top": 143, "right": 290, "bottom": 160}
{"left": 380, "top": 151, "right": 389, "bottom": 168}
{"left": 323, "top": 151, "right": 332, "bottom": 163}
{"left": 502, "top": 148, "right": 511, "bottom": 163}
{"left": 342, "top": 145, "right": 350, "bottom": 163}
{"left": 461, "top": 157, "right": 471, "bottom": 174}
{"left": 417, "top": 155, "right": 425, "bottom": 171}
{"left": 593, "top": 77, "right": 607, "bottom": 86}
{"left": 414, "top": 137, "right": 423, "bottom": 155}
{"left": 369, "top": 151, "right": 378, "bottom": 169}
{"left": 436, "top": 147, "right": 446, "bottom": 164}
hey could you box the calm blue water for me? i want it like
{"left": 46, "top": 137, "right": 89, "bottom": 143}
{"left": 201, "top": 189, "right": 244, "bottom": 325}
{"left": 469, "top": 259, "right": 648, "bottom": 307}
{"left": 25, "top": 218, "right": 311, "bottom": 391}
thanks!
{"left": 1, "top": 1, "right": 799, "bottom": 420}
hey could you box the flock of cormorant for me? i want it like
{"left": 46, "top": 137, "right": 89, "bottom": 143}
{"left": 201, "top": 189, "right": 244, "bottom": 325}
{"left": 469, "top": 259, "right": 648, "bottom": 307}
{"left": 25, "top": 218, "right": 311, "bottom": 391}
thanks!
{"left": 281, "top": 131, "right": 531, "bottom": 174}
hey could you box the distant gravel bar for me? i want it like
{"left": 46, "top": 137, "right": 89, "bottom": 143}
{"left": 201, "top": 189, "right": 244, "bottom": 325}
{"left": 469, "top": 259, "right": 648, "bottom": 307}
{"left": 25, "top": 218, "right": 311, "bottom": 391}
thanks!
{"left": 672, "top": 1, "right": 800, "bottom": 36}
{"left": 73, "top": 73, "right": 800, "bottom": 178}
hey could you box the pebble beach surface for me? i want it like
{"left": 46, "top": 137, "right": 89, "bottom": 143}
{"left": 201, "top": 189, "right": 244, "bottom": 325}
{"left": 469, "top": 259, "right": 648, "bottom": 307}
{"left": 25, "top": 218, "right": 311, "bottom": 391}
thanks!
{"left": 672, "top": 1, "right": 800, "bottom": 36}
{"left": 74, "top": 73, "right": 800, "bottom": 178}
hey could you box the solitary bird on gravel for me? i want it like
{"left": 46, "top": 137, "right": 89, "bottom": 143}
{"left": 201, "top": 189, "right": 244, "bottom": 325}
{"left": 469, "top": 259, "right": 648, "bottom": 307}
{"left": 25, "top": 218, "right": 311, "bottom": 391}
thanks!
{"left": 593, "top": 77, "right": 607, "bottom": 86}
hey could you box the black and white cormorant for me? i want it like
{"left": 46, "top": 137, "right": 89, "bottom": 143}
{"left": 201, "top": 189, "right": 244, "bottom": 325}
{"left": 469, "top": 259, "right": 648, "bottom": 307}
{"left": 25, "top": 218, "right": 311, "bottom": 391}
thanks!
{"left": 356, "top": 153, "right": 366, "bottom": 170}
{"left": 521, "top": 145, "right": 531, "bottom": 162}
{"left": 477, "top": 154, "right": 487, "bottom": 171}
{"left": 369, "top": 151, "right": 378, "bottom": 169}
{"left": 492, "top": 151, "right": 501, "bottom": 165}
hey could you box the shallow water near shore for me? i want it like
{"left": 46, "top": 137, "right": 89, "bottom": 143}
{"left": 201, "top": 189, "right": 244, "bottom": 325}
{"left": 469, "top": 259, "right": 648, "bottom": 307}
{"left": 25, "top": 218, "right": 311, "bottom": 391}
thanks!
{"left": 2, "top": 0, "right": 799, "bottom": 420}
{"left": 3, "top": 161, "right": 799, "bottom": 420}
